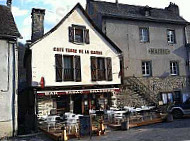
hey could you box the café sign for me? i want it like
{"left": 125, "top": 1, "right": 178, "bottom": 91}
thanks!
{"left": 148, "top": 48, "right": 170, "bottom": 55}
{"left": 53, "top": 47, "right": 103, "bottom": 55}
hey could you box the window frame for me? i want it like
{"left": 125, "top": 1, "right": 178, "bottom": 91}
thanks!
{"left": 55, "top": 54, "right": 81, "bottom": 82}
{"left": 90, "top": 57, "right": 113, "bottom": 81}
{"left": 63, "top": 55, "right": 74, "bottom": 81}
{"left": 142, "top": 61, "right": 152, "bottom": 77}
{"left": 170, "top": 61, "right": 179, "bottom": 76}
{"left": 161, "top": 92, "right": 174, "bottom": 105}
{"left": 139, "top": 27, "right": 149, "bottom": 43}
{"left": 167, "top": 29, "right": 176, "bottom": 44}
{"left": 69, "top": 24, "right": 90, "bottom": 44}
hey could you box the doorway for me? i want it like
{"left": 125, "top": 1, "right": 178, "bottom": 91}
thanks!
{"left": 73, "top": 94, "right": 82, "bottom": 114}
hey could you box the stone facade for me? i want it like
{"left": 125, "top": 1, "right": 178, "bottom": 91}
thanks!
{"left": 87, "top": 1, "right": 190, "bottom": 107}
{"left": 120, "top": 76, "right": 190, "bottom": 107}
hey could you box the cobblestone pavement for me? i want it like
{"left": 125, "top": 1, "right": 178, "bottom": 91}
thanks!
{"left": 5, "top": 117, "right": 190, "bottom": 141}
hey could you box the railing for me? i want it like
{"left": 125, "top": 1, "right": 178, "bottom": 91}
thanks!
{"left": 125, "top": 76, "right": 158, "bottom": 106}
{"left": 64, "top": 68, "right": 74, "bottom": 81}
{"left": 97, "top": 69, "right": 106, "bottom": 80}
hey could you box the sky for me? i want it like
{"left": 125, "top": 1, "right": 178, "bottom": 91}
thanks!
{"left": 0, "top": 0, "right": 190, "bottom": 43}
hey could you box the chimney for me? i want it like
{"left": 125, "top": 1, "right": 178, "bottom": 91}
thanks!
{"left": 31, "top": 8, "right": 45, "bottom": 42}
{"left": 166, "top": 2, "right": 179, "bottom": 15}
{"left": 86, "top": 0, "right": 93, "bottom": 4}
{"left": 144, "top": 5, "right": 152, "bottom": 16}
{"left": 6, "top": 0, "right": 12, "bottom": 9}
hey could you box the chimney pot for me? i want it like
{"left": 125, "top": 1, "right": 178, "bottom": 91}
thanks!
{"left": 6, "top": 0, "right": 12, "bottom": 8}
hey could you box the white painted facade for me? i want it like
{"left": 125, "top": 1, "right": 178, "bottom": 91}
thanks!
{"left": 0, "top": 39, "right": 18, "bottom": 138}
{"left": 31, "top": 7, "right": 121, "bottom": 87}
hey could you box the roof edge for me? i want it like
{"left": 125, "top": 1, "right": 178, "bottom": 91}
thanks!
{"left": 30, "top": 3, "right": 122, "bottom": 54}
{"left": 103, "top": 14, "right": 189, "bottom": 25}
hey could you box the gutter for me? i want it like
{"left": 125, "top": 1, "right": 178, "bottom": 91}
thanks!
{"left": 0, "top": 34, "right": 23, "bottom": 39}
{"left": 102, "top": 14, "right": 189, "bottom": 25}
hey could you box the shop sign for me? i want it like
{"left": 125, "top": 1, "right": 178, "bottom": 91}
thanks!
{"left": 148, "top": 48, "right": 170, "bottom": 55}
{"left": 37, "top": 88, "right": 120, "bottom": 96}
{"left": 53, "top": 47, "right": 102, "bottom": 55}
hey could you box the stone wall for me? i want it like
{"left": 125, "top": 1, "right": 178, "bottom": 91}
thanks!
{"left": 119, "top": 76, "right": 190, "bottom": 107}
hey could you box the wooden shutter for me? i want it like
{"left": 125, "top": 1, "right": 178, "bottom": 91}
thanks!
{"left": 69, "top": 26, "right": 74, "bottom": 42}
{"left": 55, "top": 54, "right": 63, "bottom": 82}
{"left": 84, "top": 29, "right": 90, "bottom": 44}
{"left": 106, "top": 57, "right": 112, "bottom": 81}
{"left": 75, "top": 56, "right": 81, "bottom": 82}
{"left": 139, "top": 28, "right": 143, "bottom": 42}
{"left": 91, "top": 57, "right": 97, "bottom": 81}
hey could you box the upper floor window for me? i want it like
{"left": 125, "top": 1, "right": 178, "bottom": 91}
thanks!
{"left": 139, "top": 27, "right": 149, "bottom": 42}
{"left": 69, "top": 25, "right": 90, "bottom": 44}
{"left": 170, "top": 61, "right": 179, "bottom": 76}
{"left": 167, "top": 30, "right": 176, "bottom": 44}
{"left": 55, "top": 54, "right": 81, "bottom": 82}
{"left": 91, "top": 57, "right": 112, "bottom": 81}
{"left": 142, "top": 61, "right": 152, "bottom": 76}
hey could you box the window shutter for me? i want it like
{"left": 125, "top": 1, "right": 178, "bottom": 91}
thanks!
{"left": 106, "top": 58, "right": 112, "bottom": 81}
{"left": 91, "top": 57, "right": 97, "bottom": 81}
{"left": 55, "top": 54, "right": 63, "bottom": 82}
{"left": 69, "top": 26, "right": 74, "bottom": 42}
{"left": 75, "top": 56, "right": 81, "bottom": 82}
{"left": 139, "top": 28, "right": 143, "bottom": 42}
{"left": 84, "top": 29, "right": 90, "bottom": 44}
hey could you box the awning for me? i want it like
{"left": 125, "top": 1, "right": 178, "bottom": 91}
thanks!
{"left": 37, "top": 88, "right": 120, "bottom": 96}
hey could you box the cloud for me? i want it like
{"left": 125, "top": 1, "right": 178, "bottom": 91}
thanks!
{"left": 16, "top": 0, "right": 190, "bottom": 43}
{"left": 12, "top": 6, "right": 29, "bottom": 17}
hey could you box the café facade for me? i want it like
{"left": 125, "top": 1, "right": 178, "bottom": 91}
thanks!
{"left": 29, "top": 3, "right": 122, "bottom": 117}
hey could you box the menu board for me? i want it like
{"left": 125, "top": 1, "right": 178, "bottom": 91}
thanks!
{"left": 79, "top": 116, "right": 92, "bottom": 137}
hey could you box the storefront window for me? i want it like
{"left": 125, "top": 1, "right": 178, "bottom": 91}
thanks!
{"left": 161, "top": 92, "right": 173, "bottom": 104}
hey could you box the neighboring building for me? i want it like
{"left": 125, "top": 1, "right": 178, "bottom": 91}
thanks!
{"left": 186, "top": 25, "right": 190, "bottom": 44}
{"left": 0, "top": 0, "right": 21, "bottom": 138}
{"left": 87, "top": 0, "right": 190, "bottom": 106}
{"left": 26, "top": 3, "right": 121, "bottom": 119}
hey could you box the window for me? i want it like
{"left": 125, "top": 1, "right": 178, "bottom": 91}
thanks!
{"left": 161, "top": 93, "right": 173, "bottom": 104}
{"left": 167, "top": 30, "right": 176, "bottom": 44}
{"left": 170, "top": 61, "right": 179, "bottom": 76}
{"left": 174, "top": 91, "right": 181, "bottom": 103}
{"left": 91, "top": 57, "right": 112, "bottom": 81}
{"left": 142, "top": 61, "right": 152, "bottom": 76}
{"left": 64, "top": 56, "right": 74, "bottom": 81}
{"left": 55, "top": 54, "right": 81, "bottom": 82}
{"left": 69, "top": 25, "right": 90, "bottom": 44}
{"left": 97, "top": 58, "right": 106, "bottom": 80}
{"left": 139, "top": 27, "right": 149, "bottom": 42}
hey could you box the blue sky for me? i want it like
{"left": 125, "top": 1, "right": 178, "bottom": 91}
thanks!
{"left": 0, "top": 0, "right": 190, "bottom": 43}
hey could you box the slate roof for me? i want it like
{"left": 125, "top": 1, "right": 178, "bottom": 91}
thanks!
{"left": 0, "top": 5, "right": 21, "bottom": 38}
{"left": 89, "top": 1, "right": 188, "bottom": 24}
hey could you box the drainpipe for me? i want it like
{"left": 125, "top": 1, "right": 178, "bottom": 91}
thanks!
{"left": 12, "top": 42, "right": 16, "bottom": 136}
{"left": 184, "top": 25, "right": 190, "bottom": 73}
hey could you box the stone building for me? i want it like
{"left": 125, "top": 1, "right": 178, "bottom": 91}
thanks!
{"left": 0, "top": 0, "right": 21, "bottom": 138}
{"left": 87, "top": 0, "right": 190, "bottom": 107}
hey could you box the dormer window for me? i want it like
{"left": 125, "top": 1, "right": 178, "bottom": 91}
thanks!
{"left": 143, "top": 5, "right": 152, "bottom": 16}
{"left": 69, "top": 25, "right": 90, "bottom": 44}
